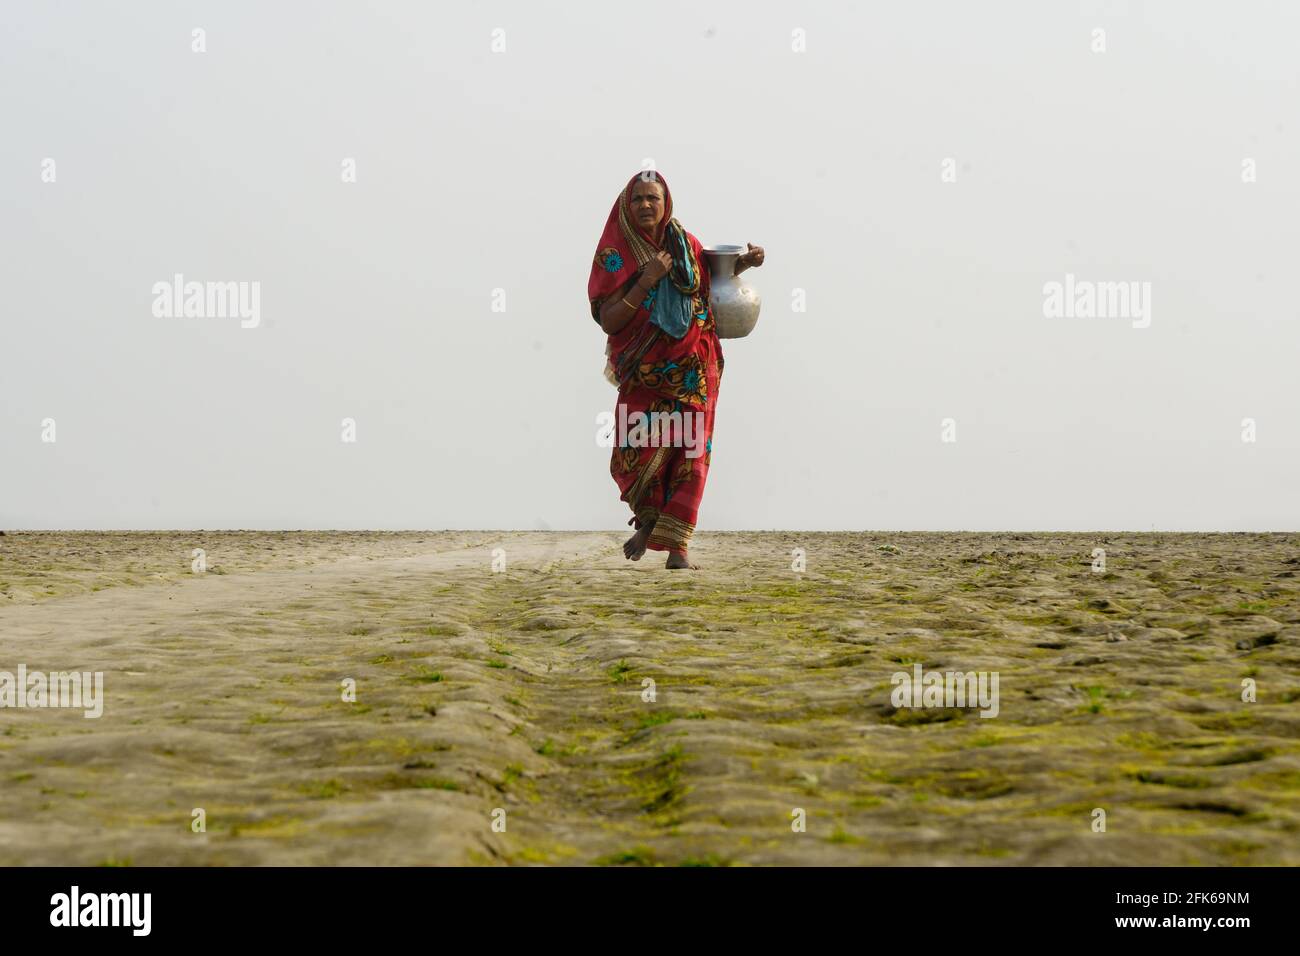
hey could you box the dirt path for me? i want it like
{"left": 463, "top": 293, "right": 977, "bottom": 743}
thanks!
{"left": 1, "top": 531, "right": 1297, "bottom": 865}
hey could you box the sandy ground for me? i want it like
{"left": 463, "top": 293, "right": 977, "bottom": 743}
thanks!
{"left": 0, "top": 530, "right": 1297, "bottom": 866}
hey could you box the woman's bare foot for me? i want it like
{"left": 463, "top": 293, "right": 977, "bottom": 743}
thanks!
{"left": 623, "top": 523, "right": 654, "bottom": 560}
{"left": 665, "top": 552, "right": 699, "bottom": 570}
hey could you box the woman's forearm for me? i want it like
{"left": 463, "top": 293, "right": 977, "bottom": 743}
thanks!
{"left": 599, "top": 277, "right": 651, "bottom": 335}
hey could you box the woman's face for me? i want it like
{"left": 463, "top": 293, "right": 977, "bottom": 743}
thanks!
{"left": 629, "top": 180, "right": 666, "bottom": 235}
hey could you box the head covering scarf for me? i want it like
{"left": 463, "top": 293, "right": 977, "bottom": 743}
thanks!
{"left": 588, "top": 172, "right": 704, "bottom": 381}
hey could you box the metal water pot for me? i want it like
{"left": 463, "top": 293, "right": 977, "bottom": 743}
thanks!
{"left": 703, "top": 245, "right": 761, "bottom": 338}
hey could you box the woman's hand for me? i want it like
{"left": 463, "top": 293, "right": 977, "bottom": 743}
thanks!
{"left": 735, "top": 243, "right": 765, "bottom": 275}
{"left": 599, "top": 253, "right": 670, "bottom": 336}
{"left": 641, "top": 250, "right": 673, "bottom": 284}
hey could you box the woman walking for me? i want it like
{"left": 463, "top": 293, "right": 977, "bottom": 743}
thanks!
{"left": 587, "top": 170, "right": 763, "bottom": 569}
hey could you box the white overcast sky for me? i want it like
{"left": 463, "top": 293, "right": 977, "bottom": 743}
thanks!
{"left": 2, "top": 1, "right": 1297, "bottom": 531}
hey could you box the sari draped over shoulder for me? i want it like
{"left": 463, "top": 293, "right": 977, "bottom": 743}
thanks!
{"left": 586, "top": 171, "right": 724, "bottom": 556}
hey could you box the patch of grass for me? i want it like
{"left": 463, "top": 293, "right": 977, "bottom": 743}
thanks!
{"left": 753, "top": 583, "right": 805, "bottom": 599}
{"left": 486, "top": 659, "right": 509, "bottom": 669}
{"left": 595, "top": 846, "right": 657, "bottom": 866}
{"left": 608, "top": 660, "right": 633, "bottom": 683}
{"left": 850, "top": 795, "right": 885, "bottom": 809}
{"left": 411, "top": 670, "right": 443, "bottom": 683}
{"left": 886, "top": 706, "right": 961, "bottom": 726}
{"left": 535, "top": 739, "right": 555, "bottom": 756}
{"left": 638, "top": 712, "right": 678, "bottom": 729}
{"left": 347, "top": 737, "right": 422, "bottom": 762}
{"left": 370, "top": 654, "right": 393, "bottom": 664}
{"left": 639, "top": 745, "right": 687, "bottom": 817}
{"left": 827, "top": 825, "right": 863, "bottom": 845}
{"left": 1202, "top": 748, "right": 1272, "bottom": 766}
{"left": 931, "top": 769, "right": 1016, "bottom": 800}
{"left": 1240, "top": 770, "right": 1300, "bottom": 790}
{"left": 298, "top": 778, "right": 348, "bottom": 799}
{"left": 1211, "top": 838, "right": 1265, "bottom": 858}
{"left": 1132, "top": 770, "right": 1213, "bottom": 790}
{"left": 863, "top": 768, "right": 908, "bottom": 785}
{"left": 513, "top": 846, "right": 553, "bottom": 864}
{"left": 1193, "top": 711, "right": 1258, "bottom": 731}
{"left": 377, "top": 773, "right": 460, "bottom": 792}
{"left": 887, "top": 655, "right": 923, "bottom": 666}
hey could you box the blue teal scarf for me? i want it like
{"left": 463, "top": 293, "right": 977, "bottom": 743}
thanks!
{"left": 646, "top": 221, "right": 702, "bottom": 340}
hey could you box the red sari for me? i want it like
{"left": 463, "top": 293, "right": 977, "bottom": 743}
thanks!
{"left": 587, "top": 172, "right": 724, "bottom": 556}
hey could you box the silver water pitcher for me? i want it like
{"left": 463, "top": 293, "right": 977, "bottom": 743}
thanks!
{"left": 703, "top": 245, "right": 761, "bottom": 338}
